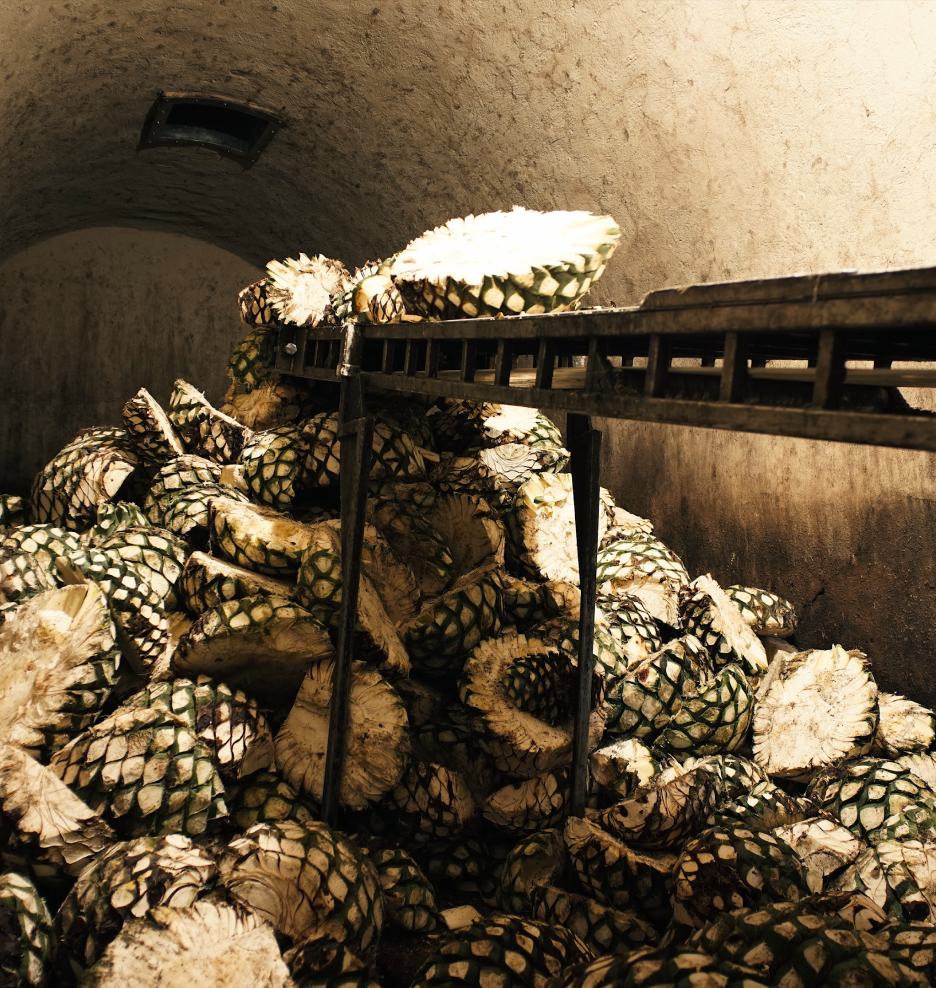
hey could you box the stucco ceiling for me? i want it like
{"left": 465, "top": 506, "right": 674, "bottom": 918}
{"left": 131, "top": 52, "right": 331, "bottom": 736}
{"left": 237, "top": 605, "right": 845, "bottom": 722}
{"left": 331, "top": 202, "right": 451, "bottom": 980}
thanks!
{"left": 0, "top": 0, "right": 635, "bottom": 278}
{"left": 3, "top": 1, "right": 936, "bottom": 302}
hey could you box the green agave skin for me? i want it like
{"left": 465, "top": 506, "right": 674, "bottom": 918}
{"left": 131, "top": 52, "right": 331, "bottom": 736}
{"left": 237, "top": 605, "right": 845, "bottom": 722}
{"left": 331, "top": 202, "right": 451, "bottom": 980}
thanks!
{"left": 530, "top": 884, "right": 657, "bottom": 956}
{"left": 0, "top": 871, "right": 56, "bottom": 988}
{"left": 410, "top": 913, "right": 593, "bottom": 988}
{"left": 605, "top": 634, "right": 712, "bottom": 740}
{"left": 219, "top": 819, "right": 384, "bottom": 966}
{"left": 685, "top": 896, "right": 935, "bottom": 987}
{"left": 228, "top": 326, "right": 277, "bottom": 386}
{"left": 30, "top": 429, "right": 138, "bottom": 532}
{"left": 48, "top": 705, "right": 228, "bottom": 839}
{"left": 240, "top": 425, "right": 307, "bottom": 511}
{"left": 671, "top": 823, "right": 808, "bottom": 929}
{"left": 807, "top": 757, "right": 936, "bottom": 844}
{"left": 222, "top": 771, "right": 320, "bottom": 831}
{"left": 370, "top": 848, "right": 438, "bottom": 933}
{"left": 726, "top": 584, "right": 797, "bottom": 637}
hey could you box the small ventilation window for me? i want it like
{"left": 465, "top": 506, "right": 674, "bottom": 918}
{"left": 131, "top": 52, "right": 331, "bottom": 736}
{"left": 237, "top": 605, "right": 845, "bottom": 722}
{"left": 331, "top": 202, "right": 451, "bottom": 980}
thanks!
{"left": 139, "top": 93, "right": 282, "bottom": 166}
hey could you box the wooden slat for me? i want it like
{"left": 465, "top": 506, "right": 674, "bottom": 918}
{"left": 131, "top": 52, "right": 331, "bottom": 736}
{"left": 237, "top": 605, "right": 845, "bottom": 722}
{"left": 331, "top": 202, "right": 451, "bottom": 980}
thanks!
{"left": 461, "top": 339, "right": 477, "bottom": 383}
{"left": 645, "top": 335, "right": 670, "bottom": 397}
{"left": 404, "top": 340, "right": 419, "bottom": 376}
{"left": 494, "top": 339, "right": 514, "bottom": 386}
{"left": 720, "top": 331, "right": 749, "bottom": 403}
{"left": 813, "top": 329, "right": 846, "bottom": 409}
{"left": 536, "top": 338, "right": 556, "bottom": 389}
{"left": 381, "top": 340, "right": 396, "bottom": 375}
{"left": 585, "top": 336, "right": 610, "bottom": 391}
{"left": 426, "top": 338, "right": 441, "bottom": 379}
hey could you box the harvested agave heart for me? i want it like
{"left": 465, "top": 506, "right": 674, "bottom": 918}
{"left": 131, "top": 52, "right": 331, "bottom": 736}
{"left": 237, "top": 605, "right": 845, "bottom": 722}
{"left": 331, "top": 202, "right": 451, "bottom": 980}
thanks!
{"left": 227, "top": 325, "right": 277, "bottom": 386}
{"left": 872, "top": 692, "right": 936, "bottom": 756}
{"left": 81, "top": 897, "right": 292, "bottom": 988}
{"left": 86, "top": 501, "right": 150, "bottom": 544}
{"left": 409, "top": 913, "right": 593, "bottom": 988}
{"left": 753, "top": 645, "right": 878, "bottom": 780}
{"left": 219, "top": 819, "right": 384, "bottom": 963}
{"left": 238, "top": 423, "right": 307, "bottom": 511}
{"left": 370, "top": 848, "right": 439, "bottom": 933}
{"left": 54, "top": 834, "right": 217, "bottom": 979}
{"left": 48, "top": 704, "right": 228, "bottom": 839}
{"left": 563, "top": 816, "right": 676, "bottom": 928}
{"left": 208, "top": 497, "right": 317, "bottom": 576}
{"left": 403, "top": 563, "right": 505, "bottom": 673}
{"left": 670, "top": 823, "right": 809, "bottom": 929}
{"left": 91, "top": 525, "right": 190, "bottom": 612}
{"left": 0, "top": 743, "right": 113, "bottom": 879}
{"left": 725, "top": 584, "right": 797, "bottom": 637}
{"left": 56, "top": 551, "right": 169, "bottom": 674}
{"left": 30, "top": 428, "right": 139, "bottom": 532}
{"left": 220, "top": 379, "right": 303, "bottom": 432}
{"left": 592, "top": 754, "right": 767, "bottom": 848}
{"left": 177, "top": 551, "right": 294, "bottom": 615}
{"left": 483, "top": 768, "right": 570, "bottom": 834}
{"left": 222, "top": 771, "right": 320, "bottom": 831}
{"left": 121, "top": 387, "right": 186, "bottom": 466}
{"left": 425, "top": 492, "right": 505, "bottom": 576}
{"left": 0, "top": 524, "right": 85, "bottom": 602}
{"left": 389, "top": 207, "right": 621, "bottom": 320}
{"left": 459, "top": 632, "right": 606, "bottom": 779}
{"left": 683, "top": 895, "right": 930, "bottom": 988}
{"left": 0, "top": 584, "right": 119, "bottom": 757}
{"left": 496, "top": 827, "right": 566, "bottom": 915}
{"left": 807, "top": 756, "right": 936, "bottom": 844}
{"left": 393, "top": 760, "right": 477, "bottom": 841}
{"left": 237, "top": 278, "right": 277, "bottom": 328}
{"left": 294, "top": 522, "right": 413, "bottom": 676}
{"left": 172, "top": 594, "right": 334, "bottom": 705}
{"left": 530, "top": 884, "right": 657, "bottom": 957}
{"left": 168, "top": 380, "right": 254, "bottom": 464}
{"left": 505, "top": 473, "right": 613, "bottom": 585}
{"left": 773, "top": 816, "right": 865, "bottom": 893}
{"left": 661, "top": 662, "right": 754, "bottom": 761}
{"left": 678, "top": 574, "right": 767, "bottom": 678}
{"left": 274, "top": 658, "right": 409, "bottom": 810}
{"left": 265, "top": 253, "right": 354, "bottom": 327}
{"left": 605, "top": 634, "right": 713, "bottom": 741}
{"left": 127, "top": 676, "right": 274, "bottom": 782}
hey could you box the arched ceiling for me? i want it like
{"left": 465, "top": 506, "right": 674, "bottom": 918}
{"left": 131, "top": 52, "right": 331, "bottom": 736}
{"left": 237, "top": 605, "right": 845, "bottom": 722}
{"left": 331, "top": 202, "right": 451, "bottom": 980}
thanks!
{"left": 0, "top": 0, "right": 637, "bottom": 279}
{"left": 2, "top": 1, "right": 936, "bottom": 300}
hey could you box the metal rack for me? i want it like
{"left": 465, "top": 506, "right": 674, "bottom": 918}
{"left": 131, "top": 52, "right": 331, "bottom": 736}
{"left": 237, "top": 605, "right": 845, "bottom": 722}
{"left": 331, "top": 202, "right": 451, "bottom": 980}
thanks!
{"left": 274, "top": 265, "right": 936, "bottom": 825}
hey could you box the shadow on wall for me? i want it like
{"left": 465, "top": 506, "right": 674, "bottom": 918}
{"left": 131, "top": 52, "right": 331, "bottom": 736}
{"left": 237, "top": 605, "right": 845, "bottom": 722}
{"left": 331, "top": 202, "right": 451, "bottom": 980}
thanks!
{"left": 600, "top": 416, "right": 936, "bottom": 709}
{"left": 0, "top": 226, "right": 262, "bottom": 494}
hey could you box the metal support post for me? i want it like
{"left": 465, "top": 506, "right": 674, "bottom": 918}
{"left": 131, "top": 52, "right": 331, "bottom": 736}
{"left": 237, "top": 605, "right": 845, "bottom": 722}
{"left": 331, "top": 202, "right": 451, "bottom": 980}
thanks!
{"left": 567, "top": 413, "right": 603, "bottom": 821}
{"left": 322, "top": 324, "right": 374, "bottom": 827}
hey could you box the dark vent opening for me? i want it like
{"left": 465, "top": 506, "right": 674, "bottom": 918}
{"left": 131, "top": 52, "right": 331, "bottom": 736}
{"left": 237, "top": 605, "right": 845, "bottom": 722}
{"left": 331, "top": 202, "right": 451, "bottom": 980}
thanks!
{"left": 140, "top": 94, "right": 282, "bottom": 165}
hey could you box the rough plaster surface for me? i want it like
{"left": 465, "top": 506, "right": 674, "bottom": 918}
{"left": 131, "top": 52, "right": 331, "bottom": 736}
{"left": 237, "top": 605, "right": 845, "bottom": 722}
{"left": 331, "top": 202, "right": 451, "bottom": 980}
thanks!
{"left": 2, "top": 0, "right": 936, "bottom": 697}
{"left": 0, "top": 228, "right": 261, "bottom": 494}
{"left": 3, "top": 0, "right": 936, "bottom": 295}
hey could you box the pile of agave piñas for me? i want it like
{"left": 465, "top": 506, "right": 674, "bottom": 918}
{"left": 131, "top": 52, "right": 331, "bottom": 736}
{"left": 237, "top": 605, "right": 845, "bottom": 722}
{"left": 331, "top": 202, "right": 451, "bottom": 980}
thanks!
{"left": 2, "top": 209, "right": 936, "bottom": 987}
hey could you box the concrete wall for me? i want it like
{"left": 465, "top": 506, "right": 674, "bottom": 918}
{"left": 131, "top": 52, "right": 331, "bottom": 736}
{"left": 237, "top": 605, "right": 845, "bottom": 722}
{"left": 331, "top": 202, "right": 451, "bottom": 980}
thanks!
{"left": 0, "top": 228, "right": 261, "bottom": 494}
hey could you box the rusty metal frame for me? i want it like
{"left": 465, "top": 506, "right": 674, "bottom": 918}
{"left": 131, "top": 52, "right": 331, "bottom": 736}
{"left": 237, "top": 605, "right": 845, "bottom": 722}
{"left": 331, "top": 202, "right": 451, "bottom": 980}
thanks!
{"left": 290, "top": 264, "right": 936, "bottom": 822}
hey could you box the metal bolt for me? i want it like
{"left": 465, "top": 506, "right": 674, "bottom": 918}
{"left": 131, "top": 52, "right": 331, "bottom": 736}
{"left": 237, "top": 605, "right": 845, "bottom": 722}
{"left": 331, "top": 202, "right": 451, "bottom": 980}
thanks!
{"left": 283, "top": 343, "right": 297, "bottom": 355}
